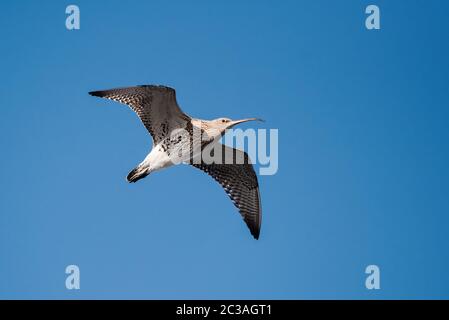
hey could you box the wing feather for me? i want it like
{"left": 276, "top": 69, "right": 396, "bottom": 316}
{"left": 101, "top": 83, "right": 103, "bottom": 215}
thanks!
{"left": 191, "top": 144, "right": 262, "bottom": 239}
{"left": 89, "top": 85, "right": 190, "bottom": 144}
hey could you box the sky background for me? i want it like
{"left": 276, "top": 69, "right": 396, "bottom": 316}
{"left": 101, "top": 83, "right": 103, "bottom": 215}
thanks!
{"left": 1, "top": 0, "right": 449, "bottom": 299}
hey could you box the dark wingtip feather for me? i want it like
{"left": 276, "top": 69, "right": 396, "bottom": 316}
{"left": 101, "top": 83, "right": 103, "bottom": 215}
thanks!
{"left": 251, "top": 228, "right": 260, "bottom": 240}
{"left": 88, "top": 90, "right": 104, "bottom": 97}
{"left": 245, "top": 216, "right": 260, "bottom": 240}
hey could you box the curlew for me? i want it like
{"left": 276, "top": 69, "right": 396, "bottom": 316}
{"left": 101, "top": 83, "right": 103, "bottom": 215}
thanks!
{"left": 89, "top": 85, "right": 263, "bottom": 239}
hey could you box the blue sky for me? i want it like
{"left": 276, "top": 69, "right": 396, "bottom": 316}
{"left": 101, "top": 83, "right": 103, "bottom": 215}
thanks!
{"left": 1, "top": 0, "right": 449, "bottom": 299}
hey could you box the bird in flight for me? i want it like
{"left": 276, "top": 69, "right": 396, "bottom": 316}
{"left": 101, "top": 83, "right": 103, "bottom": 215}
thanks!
{"left": 89, "top": 85, "right": 263, "bottom": 239}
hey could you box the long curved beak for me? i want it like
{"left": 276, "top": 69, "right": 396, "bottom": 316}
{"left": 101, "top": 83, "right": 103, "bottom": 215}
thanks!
{"left": 229, "top": 118, "right": 264, "bottom": 127}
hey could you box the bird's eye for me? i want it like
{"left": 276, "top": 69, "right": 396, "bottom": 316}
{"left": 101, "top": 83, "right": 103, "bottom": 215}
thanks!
{"left": 222, "top": 119, "right": 227, "bottom": 123}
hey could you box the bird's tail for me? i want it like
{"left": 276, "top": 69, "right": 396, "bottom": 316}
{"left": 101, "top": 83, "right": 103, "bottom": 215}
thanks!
{"left": 127, "top": 165, "right": 150, "bottom": 183}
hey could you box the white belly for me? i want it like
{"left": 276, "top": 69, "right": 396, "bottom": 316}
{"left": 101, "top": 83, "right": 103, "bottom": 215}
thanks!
{"left": 142, "top": 145, "right": 174, "bottom": 172}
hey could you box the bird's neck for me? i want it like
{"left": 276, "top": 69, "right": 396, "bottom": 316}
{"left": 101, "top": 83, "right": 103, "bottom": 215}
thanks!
{"left": 191, "top": 119, "right": 223, "bottom": 142}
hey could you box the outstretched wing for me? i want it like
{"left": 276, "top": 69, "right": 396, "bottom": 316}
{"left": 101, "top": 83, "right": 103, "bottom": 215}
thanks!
{"left": 191, "top": 144, "right": 262, "bottom": 239}
{"left": 89, "top": 85, "right": 190, "bottom": 144}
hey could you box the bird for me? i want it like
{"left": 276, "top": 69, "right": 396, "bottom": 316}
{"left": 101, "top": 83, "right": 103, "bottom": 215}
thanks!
{"left": 89, "top": 85, "right": 263, "bottom": 239}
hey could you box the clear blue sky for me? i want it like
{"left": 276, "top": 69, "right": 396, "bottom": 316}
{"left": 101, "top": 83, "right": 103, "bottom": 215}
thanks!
{"left": 1, "top": 0, "right": 449, "bottom": 299}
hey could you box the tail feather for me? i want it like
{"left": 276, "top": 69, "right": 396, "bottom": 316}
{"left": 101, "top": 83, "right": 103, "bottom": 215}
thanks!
{"left": 127, "top": 166, "right": 149, "bottom": 183}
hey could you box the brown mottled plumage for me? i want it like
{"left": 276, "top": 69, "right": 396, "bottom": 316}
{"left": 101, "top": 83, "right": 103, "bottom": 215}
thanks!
{"left": 89, "top": 85, "right": 263, "bottom": 239}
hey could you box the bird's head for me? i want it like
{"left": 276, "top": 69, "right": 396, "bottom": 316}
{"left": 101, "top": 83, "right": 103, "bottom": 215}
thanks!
{"left": 205, "top": 117, "right": 264, "bottom": 139}
{"left": 214, "top": 117, "right": 263, "bottom": 129}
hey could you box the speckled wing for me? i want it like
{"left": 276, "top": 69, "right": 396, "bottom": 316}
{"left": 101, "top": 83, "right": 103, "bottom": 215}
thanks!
{"left": 191, "top": 144, "right": 262, "bottom": 239}
{"left": 89, "top": 85, "right": 190, "bottom": 144}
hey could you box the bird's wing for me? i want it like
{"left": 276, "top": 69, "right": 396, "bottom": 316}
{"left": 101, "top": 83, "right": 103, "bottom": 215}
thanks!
{"left": 191, "top": 143, "right": 262, "bottom": 239}
{"left": 89, "top": 85, "right": 190, "bottom": 144}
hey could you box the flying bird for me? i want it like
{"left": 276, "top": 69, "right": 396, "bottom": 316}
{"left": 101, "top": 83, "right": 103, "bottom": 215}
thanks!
{"left": 89, "top": 85, "right": 262, "bottom": 239}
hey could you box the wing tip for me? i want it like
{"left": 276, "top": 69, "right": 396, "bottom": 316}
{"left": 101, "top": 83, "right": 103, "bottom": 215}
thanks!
{"left": 88, "top": 90, "right": 104, "bottom": 97}
{"left": 249, "top": 223, "right": 261, "bottom": 240}
{"left": 88, "top": 85, "right": 175, "bottom": 97}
